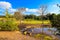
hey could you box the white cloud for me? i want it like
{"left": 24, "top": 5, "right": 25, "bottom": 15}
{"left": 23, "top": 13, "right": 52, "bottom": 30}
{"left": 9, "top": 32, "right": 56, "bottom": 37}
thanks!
{"left": 8, "top": 8, "right": 16, "bottom": 13}
{"left": 0, "top": 1, "right": 16, "bottom": 14}
{"left": 0, "top": 1, "right": 12, "bottom": 9}
{"left": 48, "top": 4, "right": 60, "bottom": 14}
{"left": 26, "top": 8, "right": 38, "bottom": 13}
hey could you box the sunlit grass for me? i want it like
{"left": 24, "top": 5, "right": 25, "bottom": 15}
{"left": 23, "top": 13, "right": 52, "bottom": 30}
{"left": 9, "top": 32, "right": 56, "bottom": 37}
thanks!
{"left": 23, "top": 19, "right": 51, "bottom": 24}
{"left": 0, "top": 18, "right": 51, "bottom": 24}
{"left": 34, "top": 34, "right": 53, "bottom": 40}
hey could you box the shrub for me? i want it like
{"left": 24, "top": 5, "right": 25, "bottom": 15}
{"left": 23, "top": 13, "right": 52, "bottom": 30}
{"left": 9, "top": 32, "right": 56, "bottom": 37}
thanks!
{"left": 34, "top": 34, "right": 53, "bottom": 40}
{"left": 34, "top": 34, "right": 42, "bottom": 38}
{"left": 44, "top": 36, "right": 52, "bottom": 40}
{"left": 0, "top": 19, "right": 19, "bottom": 31}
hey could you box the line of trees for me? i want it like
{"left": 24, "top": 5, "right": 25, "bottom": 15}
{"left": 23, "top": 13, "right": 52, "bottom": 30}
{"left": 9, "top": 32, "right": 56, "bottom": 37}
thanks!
{"left": 0, "top": 6, "right": 60, "bottom": 32}
{"left": 22, "top": 13, "right": 60, "bottom": 31}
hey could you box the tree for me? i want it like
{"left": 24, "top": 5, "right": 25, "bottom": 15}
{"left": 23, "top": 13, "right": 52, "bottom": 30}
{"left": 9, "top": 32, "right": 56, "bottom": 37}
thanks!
{"left": 55, "top": 14, "right": 60, "bottom": 32}
{"left": 46, "top": 13, "right": 60, "bottom": 32}
{"left": 38, "top": 5, "right": 47, "bottom": 25}
{"left": 14, "top": 8, "right": 26, "bottom": 24}
{"left": 5, "top": 9, "right": 13, "bottom": 18}
{"left": 14, "top": 12, "right": 22, "bottom": 20}
{"left": 0, "top": 8, "right": 19, "bottom": 31}
{"left": 5, "top": 9, "right": 10, "bottom": 20}
{"left": 57, "top": 4, "right": 60, "bottom": 8}
{"left": 38, "top": 5, "right": 47, "bottom": 34}
{"left": 56, "top": 4, "right": 60, "bottom": 32}
{"left": 17, "top": 8, "right": 26, "bottom": 21}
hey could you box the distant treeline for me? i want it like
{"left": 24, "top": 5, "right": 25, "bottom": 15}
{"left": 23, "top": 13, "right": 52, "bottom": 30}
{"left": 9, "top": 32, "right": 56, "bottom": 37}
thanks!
{"left": 24, "top": 14, "right": 49, "bottom": 20}
{"left": 0, "top": 15, "right": 13, "bottom": 18}
{"left": 23, "top": 13, "right": 60, "bottom": 32}
{"left": 0, "top": 13, "right": 60, "bottom": 20}
{"left": 0, "top": 14, "right": 53, "bottom": 20}
{"left": 0, "top": 16, "right": 5, "bottom": 18}
{"left": 0, "top": 13, "right": 60, "bottom": 32}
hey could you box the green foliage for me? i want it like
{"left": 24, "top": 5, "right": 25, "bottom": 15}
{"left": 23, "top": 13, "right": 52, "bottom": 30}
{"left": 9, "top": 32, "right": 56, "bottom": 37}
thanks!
{"left": 0, "top": 19, "right": 19, "bottom": 31}
{"left": 46, "top": 13, "right": 60, "bottom": 27}
{"left": 24, "top": 14, "right": 40, "bottom": 20}
{"left": 0, "top": 9, "right": 19, "bottom": 31}
{"left": 34, "top": 34, "right": 53, "bottom": 40}
{"left": 46, "top": 13, "right": 60, "bottom": 32}
{"left": 34, "top": 34, "right": 42, "bottom": 38}
{"left": 44, "top": 36, "right": 52, "bottom": 40}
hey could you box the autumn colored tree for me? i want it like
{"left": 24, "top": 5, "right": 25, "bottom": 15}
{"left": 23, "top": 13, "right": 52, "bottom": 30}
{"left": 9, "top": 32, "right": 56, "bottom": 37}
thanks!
{"left": 14, "top": 8, "right": 26, "bottom": 24}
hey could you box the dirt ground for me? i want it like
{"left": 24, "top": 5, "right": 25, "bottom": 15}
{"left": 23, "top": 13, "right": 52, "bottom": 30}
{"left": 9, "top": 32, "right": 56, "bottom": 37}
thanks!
{"left": 0, "top": 31, "right": 39, "bottom": 40}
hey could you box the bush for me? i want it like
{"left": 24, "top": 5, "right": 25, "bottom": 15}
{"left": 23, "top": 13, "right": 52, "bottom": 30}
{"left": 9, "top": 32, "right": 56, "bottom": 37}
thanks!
{"left": 44, "top": 36, "right": 52, "bottom": 40}
{"left": 0, "top": 19, "right": 19, "bottom": 31}
{"left": 34, "top": 34, "right": 42, "bottom": 38}
{"left": 34, "top": 34, "right": 53, "bottom": 40}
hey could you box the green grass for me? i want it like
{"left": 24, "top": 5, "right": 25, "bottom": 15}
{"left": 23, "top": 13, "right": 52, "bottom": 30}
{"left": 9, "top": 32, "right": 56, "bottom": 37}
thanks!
{"left": 23, "top": 19, "right": 51, "bottom": 24}
{"left": 0, "top": 18, "right": 51, "bottom": 24}
{"left": 34, "top": 34, "right": 53, "bottom": 40}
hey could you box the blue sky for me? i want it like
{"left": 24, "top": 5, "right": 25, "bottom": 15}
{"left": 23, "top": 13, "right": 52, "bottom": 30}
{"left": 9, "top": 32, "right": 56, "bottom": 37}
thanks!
{"left": 0, "top": 0, "right": 59, "bottom": 8}
{"left": 0, "top": 0, "right": 60, "bottom": 15}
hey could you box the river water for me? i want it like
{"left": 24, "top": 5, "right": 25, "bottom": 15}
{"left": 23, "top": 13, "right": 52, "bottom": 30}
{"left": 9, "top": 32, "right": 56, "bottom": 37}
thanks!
{"left": 29, "top": 28, "right": 57, "bottom": 35}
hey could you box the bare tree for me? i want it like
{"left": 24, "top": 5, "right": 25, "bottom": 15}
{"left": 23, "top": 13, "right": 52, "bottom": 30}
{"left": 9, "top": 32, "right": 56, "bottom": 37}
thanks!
{"left": 57, "top": 4, "right": 60, "bottom": 12}
{"left": 38, "top": 5, "right": 47, "bottom": 33}
{"left": 18, "top": 8, "right": 26, "bottom": 12}
{"left": 37, "top": 5, "right": 47, "bottom": 40}
{"left": 57, "top": 4, "right": 60, "bottom": 8}
{"left": 14, "top": 8, "right": 26, "bottom": 24}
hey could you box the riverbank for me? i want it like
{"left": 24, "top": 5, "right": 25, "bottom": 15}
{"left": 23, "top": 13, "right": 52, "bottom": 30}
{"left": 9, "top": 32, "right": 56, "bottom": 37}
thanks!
{"left": 0, "top": 31, "right": 39, "bottom": 40}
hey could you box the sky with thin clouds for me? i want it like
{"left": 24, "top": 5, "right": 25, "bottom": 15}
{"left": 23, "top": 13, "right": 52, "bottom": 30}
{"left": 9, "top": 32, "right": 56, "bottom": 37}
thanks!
{"left": 0, "top": 0, "right": 60, "bottom": 15}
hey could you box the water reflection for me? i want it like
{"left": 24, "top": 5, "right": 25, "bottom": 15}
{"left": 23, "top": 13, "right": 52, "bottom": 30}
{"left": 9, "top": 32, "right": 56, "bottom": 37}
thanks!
{"left": 21, "top": 27, "right": 57, "bottom": 35}
{"left": 29, "top": 28, "right": 57, "bottom": 35}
